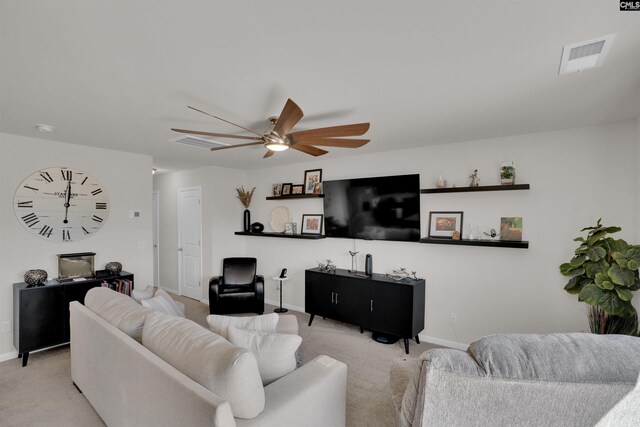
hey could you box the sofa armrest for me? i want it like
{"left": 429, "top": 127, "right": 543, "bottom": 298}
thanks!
{"left": 236, "top": 356, "right": 347, "bottom": 427}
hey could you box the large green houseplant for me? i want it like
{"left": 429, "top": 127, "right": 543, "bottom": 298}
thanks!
{"left": 560, "top": 219, "right": 640, "bottom": 335}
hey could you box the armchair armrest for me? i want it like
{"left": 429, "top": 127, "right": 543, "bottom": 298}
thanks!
{"left": 236, "top": 355, "right": 347, "bottom": 427}
{"left": 208, "top": 276, "right": 222, "bottom": 308}
{"left": 255, "top": 275, "right": 264, "bottom": 304}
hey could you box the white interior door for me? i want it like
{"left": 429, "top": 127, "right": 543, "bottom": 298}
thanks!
{"left": 152, "top": 191, "right": 160, "bottom": 287}
{"left": 178, "top": 187, "right": 202, "bottom": 300}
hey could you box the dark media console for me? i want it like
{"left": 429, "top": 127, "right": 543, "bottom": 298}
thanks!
{"left": 13, "top": 272, "right": 134, "bottom": 366}
{"left": 305, "top": 267, "right": 425, "bottom": 354}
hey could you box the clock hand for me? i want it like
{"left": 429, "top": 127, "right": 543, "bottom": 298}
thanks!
{"left": 63, "top": 179, "right": 71, "bottom": 224}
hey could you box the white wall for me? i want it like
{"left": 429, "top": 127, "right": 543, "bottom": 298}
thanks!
{"left": 636, "top": 117, "right": 640, "bottom": 243}
{"left": 152, "top": 165, "right": 246, "bottom": 301}
{"left": 0, "top": 133, "right": 153, "bottom": 359}
{"left": 244, "top": 121, "right": 638, "bottom": 347}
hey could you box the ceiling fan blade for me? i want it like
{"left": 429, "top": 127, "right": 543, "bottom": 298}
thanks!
{"left": 210, "top": 141, "right": 264, "bottom": 152}
{"left": 187, "top": 106, "right": 263, "bottom": 136}
{"left": 291, "top": 144, "right": 328, "bottom": 157}
{"left": 263, "top": 150, "right": 275, "bottom": 158}
{"left": 294, "top": 138, "right": 369, "bottom": 148}
{"left": 273, "top": 98, "right": 304, "bottom": 137}
{"left": 288, "top": 123, "right": 370, "bottom": 141}
{"left": 171, "top": 128, "right": 262, "bottom": 141}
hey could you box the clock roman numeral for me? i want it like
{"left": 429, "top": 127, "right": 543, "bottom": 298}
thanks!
{"left": 96, "top": 202, "right": 107, "bottom": 210}
{"left": 39, "top": 225, "right": 53, "bottom": 238}
{"left": 40, "top": 172, "right": 53, "bottom": 183}
{"left": 21, "top": 213, "right": 39, "bottom": 227}
{"left": 24, "top": 185, "right": 38, "bottom": 191}
{"left": 92, "top": 215, "right": 103, "bottom": 223}
{"left": 61, "top": 170, "right": 72, "bottom": 180}
{"left": 17, "top": 201, "right": 33, "bottom": 208}
{"left": 82, "top": 226, "right": 90, "bottom": 235}
{"left": 62, "top": 230, "right": 71, "bottom": 241}
{"left": 91, "top": 188, "right": 103, "bottom": 196}
{"left": 81, "top": 177, "right": 88, "bottom": 185}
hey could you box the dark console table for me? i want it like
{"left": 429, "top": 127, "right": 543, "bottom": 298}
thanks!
{"left": 13, "top": 272, "right": 134, "bottom": 366}
{"left": 305, "top": 268, "right": 425, "bottom": 354}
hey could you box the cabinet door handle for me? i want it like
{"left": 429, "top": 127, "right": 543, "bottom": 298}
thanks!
{"left": 335, "top": 293, "right": 339, "bottom": 304}
{"left": 371, "top": 299, "right": 373, "bottom": 311}
{"left": 331, "top": 292, "right": 334, "bottom": 303}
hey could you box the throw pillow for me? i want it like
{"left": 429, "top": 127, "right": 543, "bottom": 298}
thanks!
{"left": 141, "top": 289, "right": 184, "bottom": 317}
{"left": 206, "top": 313, "right": 278, "bottom": 340}
{"left": 227, "top": 326, "right": 302, "bottom": 385}
{"left": 131, "top": 285, "right": 155, "bottom": 303}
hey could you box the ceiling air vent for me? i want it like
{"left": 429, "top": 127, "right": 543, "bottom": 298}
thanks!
{"left": 172, "top": 135, "right": 230, "bottom": 149}
{"left": 559, "top": 35, "right": 615, "bottom": 75}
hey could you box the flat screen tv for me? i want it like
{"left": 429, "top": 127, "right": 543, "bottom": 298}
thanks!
{"left": 323, "top": 174, "right": 420, "bottom": 242}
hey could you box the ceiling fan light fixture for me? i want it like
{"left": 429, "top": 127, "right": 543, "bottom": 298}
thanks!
{"left": 264, "top": 132, "right": 290, "bottom": 151}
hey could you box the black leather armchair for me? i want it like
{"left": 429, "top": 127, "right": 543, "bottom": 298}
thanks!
{"left": 209, "top": 257, "right": 264, "bottom": 315}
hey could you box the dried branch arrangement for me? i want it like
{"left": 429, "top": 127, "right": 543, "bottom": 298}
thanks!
{"left": 236, "top": 186, "right": 256, "bottom": 209}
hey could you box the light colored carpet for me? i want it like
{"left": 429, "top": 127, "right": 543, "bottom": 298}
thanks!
{"left": 0, "top": 295, "right": 440, "bottom": 426}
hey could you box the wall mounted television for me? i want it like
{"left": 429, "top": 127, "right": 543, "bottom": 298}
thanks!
{"left": 323, "top": 174, "right": 421, "bottom": 242}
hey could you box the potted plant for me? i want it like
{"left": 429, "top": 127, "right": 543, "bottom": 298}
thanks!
{"left": 500, "top": 162, "right": 516, "bottom": 185}
{"left": 559, "top": 219, "right": 640, "bottom": 335}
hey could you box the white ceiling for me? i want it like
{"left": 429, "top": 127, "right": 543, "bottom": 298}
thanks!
{"left": 1, "top": 1, "right": 639, "bottom": 172}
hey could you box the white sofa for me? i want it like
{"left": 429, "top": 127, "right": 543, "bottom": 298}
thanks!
{"left": 70, "top": 288, "right": 347, "bottom": 426}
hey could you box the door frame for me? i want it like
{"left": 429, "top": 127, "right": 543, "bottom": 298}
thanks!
{"left": 152, "top": 191, "right": 160, "bottom": 288}
{"left": 177, "top": 186, "right": 203, "bottom": 299}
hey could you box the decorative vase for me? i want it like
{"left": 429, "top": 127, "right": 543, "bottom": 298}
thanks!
{"left": 250, "top": 222, "right": 264, "bottom": 233}
{"left": 243, "top": 209, "right": 251, "bottom": 232}
{"left": 24, "top": 269, "right": 47, "bottom": 287}
{"left": 105, "top": 262, "right": 122, "bottom": 276}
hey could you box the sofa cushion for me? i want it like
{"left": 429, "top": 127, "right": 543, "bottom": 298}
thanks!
{"left": 131, "top": 285, "right": 155, "bottom": 303}
{"left": 141, "top": 289, "right": 184, "bottom": 317}
{"left": 142, "top": 311, "right": 265, "bottom": 419}
{"left": 468, "top": 333, "right": 640, "bottom": 383}
{"left": 85, "top": 287, "right": 152, "bottom": 341}
{"left": 206, "top": 313, "right": 278, "bottom": 340}
{"left": 227, "top": 326, "right": 302, "bottom": 385}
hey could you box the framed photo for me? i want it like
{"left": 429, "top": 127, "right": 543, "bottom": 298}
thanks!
{"left": 291, "top": 184, "right": 304, "bottom": 195}
{"left": 500, "top": 217, "right": 522, "bottom": 241}
{"left": 301, "top": 214, "right": 323, "bottom": 235}
{"left": 284, "top": 222, "right": 297, "bottom": 235}
{"left": 281, "top": 183, "right": 292, "bottom": 196}
{"left": 303, "top": 169, "right": 323, "bottom": 195}
{"left": 428, "top": 211, "right": 463, "bottom": 239}
{"left": 272, "top": 183, "right": 282, "bottom": 197}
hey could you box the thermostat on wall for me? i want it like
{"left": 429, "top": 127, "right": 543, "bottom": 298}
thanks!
{"left": 129, "top": 210, "right": 141, "bottom": 219}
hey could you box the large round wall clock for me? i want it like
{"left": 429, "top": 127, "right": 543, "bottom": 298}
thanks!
{"left": 14, "top": 167, "right": 110, "bottom": 242}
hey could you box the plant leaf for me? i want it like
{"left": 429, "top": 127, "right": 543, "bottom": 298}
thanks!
{"left": 585, "top": 261, "right": 609, "bottom": 278}
{"left": 598, "top": 291, "right": 627, "bottom": 316}
{"left": 573, "top": 237, "right": 586, "bottom": 243}
{"left": 569, "top": 268, "right": 585, "bottom": 277}
{"left": 616, "top": 288, "right": 634, "bottom": 302}
{"left": 602, "top": 226, "right": 622, "bottom": 234}
{"left": 587, "top": 230, "right": 607, "bottom": 245}
{"left": 570, "top": 255, "right": 587, "bottom": 267}
{"left": 578, "top": 284, "right": 605, "bottom": 306}
{"left": 587, "top": 246, "right": 606, "bottom": 262}
{"left": 609, "top": 264, "right": 636, "bottom": 287}
{"left": 628, "top": 260, "right": 639, "bottom": 271}
{"left": 596, "top": 280, "right": 615, "bottom": 290}
{"left": 559, "top": 263, "right": 574, "bottom": 276}
{"left": 594, "top": 272, "right": 609, "bottom": 285}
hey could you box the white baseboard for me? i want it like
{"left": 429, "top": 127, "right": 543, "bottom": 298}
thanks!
{"left": 200, "top": 298, "right": 209, "bottom": 305}
{"left": 160, "top": 286, "right": 180, "bottom": 295}
{"left": 418, "top": 334, "right": 468, "bottom": 350}
{"left": 0, "top": 350, "right": 18, "bottom": 363}
{"left": 265, "top": 299, "right": 305, "bottom": 313}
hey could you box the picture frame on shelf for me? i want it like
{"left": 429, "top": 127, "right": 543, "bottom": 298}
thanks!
{"left": 304, "top": 169, "right": 322, "bottom": 194}
{"left": 500, "top": 217, "right": 523, "bottom": 241}
{"left": 272, "top": 183, "right": 282, "bottom": 197}
{"left": 291, "top": 184, "right": 304, "bottom": 195}
{"left": 284, "top": 222, "right": 297, "bottom": 235}
{"left": 428, "top": 211, "right": 463, "bottom": 239}
{"left": 281, "top": 183, "right": 292, "bottom": 196}
{"left": 301, "top": 214, "right": 323, "bottom": 235}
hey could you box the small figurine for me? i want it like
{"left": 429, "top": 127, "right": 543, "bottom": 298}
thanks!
{"left": 483, "top": 228, "right": 500, "bottom": 239}
{"left": 469, "top": 169, "right": 480, "bottom": 187}
{"left": 436, "top": 175, "right": 447, "bottom": 188}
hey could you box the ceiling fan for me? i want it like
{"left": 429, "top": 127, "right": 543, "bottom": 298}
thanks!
{"left": 171, "top": 99, "right": 370, "bottom": 158}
